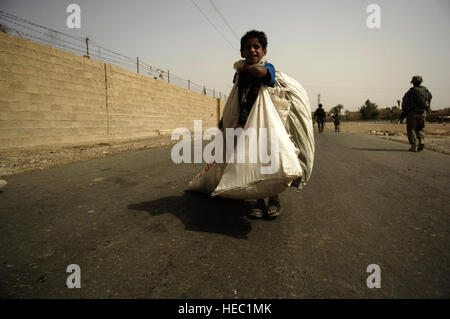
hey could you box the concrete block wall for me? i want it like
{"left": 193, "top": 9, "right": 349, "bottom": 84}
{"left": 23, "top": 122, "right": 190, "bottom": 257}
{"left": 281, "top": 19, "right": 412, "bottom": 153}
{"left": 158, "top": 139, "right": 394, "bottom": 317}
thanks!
{"left": 106, "top": 64, "right": 222, "bottom": 139}
{"left": 0, "top": 32, "right": 225, "bottom": 149}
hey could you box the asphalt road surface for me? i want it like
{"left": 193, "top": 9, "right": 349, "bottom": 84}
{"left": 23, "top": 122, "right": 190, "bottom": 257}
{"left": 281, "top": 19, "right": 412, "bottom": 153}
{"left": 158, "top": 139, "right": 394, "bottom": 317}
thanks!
{"left": 0, "top": 128, "right": 449, "bottom": 298}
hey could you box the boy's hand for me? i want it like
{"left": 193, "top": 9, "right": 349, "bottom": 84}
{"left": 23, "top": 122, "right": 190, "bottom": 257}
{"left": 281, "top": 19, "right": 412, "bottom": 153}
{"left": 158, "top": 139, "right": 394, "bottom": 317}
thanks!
{"left": 237, "top": 63, "right": 249, "bottom": 73}
{"left": 235, "top": 60, "right": 268, "bottom": 78}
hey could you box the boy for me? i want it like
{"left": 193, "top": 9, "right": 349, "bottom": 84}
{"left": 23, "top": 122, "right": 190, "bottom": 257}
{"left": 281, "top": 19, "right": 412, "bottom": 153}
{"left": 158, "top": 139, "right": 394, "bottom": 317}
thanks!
{"left": 228, "top": 30, "right": 281, "bottom": 219}
{"left": 333, "top": 110, "right": 341, "bottom": 133}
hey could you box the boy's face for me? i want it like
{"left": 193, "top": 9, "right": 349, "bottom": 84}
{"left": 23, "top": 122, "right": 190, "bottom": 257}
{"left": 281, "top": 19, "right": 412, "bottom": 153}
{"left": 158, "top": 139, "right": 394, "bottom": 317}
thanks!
{"left": 241, "top": 37, "right": 266, "bottom": 65}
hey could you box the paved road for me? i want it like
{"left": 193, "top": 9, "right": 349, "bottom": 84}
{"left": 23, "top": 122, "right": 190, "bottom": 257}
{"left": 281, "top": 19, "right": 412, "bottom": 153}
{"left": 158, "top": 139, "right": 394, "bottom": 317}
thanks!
{"left": 0, "top": 128, "right": 449, "bottom": 298}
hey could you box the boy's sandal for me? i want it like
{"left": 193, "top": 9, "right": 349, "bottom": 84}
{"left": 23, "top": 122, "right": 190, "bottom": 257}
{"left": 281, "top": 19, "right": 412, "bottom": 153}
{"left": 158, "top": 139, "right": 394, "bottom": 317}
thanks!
{"left": 248, "top": 200, "right": 266, "bottom": 219}
{"left": 248, "top": 207, "right": 264, "bottom": 219}
{"left": 266, "top": 200, "right": 282, "bottom": 219}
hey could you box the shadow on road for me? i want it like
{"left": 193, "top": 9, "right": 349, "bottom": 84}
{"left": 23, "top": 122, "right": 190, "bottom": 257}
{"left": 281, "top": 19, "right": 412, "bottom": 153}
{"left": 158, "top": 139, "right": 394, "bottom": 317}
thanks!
{"left": 128, "top": 191, "right": 252, "bottom": 239}
{"left": 351, "top": 148, "right": 407, "bottom": 152}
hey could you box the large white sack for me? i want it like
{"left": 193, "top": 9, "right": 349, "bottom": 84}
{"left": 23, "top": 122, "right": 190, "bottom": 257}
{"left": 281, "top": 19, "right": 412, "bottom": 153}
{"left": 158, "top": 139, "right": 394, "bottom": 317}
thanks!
{"left": 270, "top": 71, "right": 315, "bottom": 187}
{"left": 186, "top": 60, "right": 314, "bottom": 199}
{"left": 211, "top": 88, "right": 302, "bottom": 199}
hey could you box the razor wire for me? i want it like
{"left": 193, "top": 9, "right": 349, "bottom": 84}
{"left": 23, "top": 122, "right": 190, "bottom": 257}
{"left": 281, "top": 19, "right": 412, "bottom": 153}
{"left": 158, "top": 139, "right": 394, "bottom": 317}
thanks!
{"left": 0, "top": 10, "right": 227, "bottom": 100}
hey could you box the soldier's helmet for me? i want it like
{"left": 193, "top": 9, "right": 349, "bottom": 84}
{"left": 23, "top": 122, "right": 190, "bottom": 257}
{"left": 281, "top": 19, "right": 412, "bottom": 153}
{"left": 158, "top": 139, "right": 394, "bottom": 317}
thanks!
{"left": 411, "top": 75, "right": 423, "bottom": 84}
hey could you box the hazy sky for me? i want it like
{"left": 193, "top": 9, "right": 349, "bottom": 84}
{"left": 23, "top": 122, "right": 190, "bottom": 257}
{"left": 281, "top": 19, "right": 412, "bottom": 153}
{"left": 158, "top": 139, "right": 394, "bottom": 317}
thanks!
{"left": 1, "top": 0, "right": 449, "bottom": 111}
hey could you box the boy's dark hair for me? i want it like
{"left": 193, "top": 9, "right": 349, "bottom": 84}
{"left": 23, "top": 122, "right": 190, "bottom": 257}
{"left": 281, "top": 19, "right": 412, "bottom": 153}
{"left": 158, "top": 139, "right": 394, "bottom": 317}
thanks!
{"left": 240, "top": 30, "right": 268, "bottom": 51}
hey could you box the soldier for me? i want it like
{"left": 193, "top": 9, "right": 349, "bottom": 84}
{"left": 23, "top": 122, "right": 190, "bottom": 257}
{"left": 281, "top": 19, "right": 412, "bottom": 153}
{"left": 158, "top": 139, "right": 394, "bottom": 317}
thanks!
{"left": 401, "top": 76, "right": 432, "bottom": 152}
{"left": 314, "top": 104, "right": 326, "bottom": 133}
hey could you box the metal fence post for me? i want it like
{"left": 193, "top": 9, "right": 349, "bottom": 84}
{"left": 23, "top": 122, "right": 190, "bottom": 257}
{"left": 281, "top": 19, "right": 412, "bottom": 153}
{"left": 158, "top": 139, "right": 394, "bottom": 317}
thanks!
{"left": 167, "top": 70, "right": 170, "bottom": 83}
{"left": 188, "top": 80, "right": 190, "bottom": 90}
{"left": 137, "top": 57, "right": 139, "bottom": 74}
{"left": 217, "top": 99, "right": 221, "bottom": 125}
{"left": 85, "top": 37, "right": 90, "bottom": 58}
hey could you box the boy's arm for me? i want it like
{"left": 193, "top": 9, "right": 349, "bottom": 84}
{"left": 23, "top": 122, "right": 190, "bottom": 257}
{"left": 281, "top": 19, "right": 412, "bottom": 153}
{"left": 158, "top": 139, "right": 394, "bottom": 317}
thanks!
{"left": 247, "top": 64, "right": 268, "bottom": 78}
{"left": 237, "top": 63, "right": 268, "bottom": 78}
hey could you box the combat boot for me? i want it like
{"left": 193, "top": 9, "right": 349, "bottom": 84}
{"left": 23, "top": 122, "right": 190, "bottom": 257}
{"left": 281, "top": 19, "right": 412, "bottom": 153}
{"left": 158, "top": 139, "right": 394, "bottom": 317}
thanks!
{"left": 418, "top": 141, "right": 425, "bottom": 151}
{"left": 408, "top": 144, "right": 417, "bottom": 152}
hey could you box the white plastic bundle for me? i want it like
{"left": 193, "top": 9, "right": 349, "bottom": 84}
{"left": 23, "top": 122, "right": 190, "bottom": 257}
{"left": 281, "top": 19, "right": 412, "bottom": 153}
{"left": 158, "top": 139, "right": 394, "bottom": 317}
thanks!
{"left": 186, "top": 60, "right": 315, "bottom": 199}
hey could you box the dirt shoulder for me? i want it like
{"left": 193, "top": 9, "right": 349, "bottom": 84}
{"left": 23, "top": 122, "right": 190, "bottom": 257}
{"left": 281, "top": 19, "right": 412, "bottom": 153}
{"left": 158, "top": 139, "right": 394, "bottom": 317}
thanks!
{"left": 337, "top": 121, "right": 450, "bottom": 155}
{"left": 0, "top": 135, "right": 176, "bottom": 177}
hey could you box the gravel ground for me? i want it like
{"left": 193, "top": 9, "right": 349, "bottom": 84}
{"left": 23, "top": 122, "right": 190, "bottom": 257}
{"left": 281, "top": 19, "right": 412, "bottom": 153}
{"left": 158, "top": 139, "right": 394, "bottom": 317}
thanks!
{"left": 0, "top": 135, "right": 176, "bottom": 178}
{"left": 337, "top": 121, "right": 450, "bottom": 155}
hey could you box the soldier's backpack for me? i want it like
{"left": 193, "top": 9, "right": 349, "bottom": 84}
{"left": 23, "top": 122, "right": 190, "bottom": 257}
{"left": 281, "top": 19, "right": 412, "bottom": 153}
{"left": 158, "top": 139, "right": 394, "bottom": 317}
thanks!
{"left": 316, "top": 108, "right": 326, "bottom": 119}
{"left": 410, "top": 87, "right": 429, "bottom": 114}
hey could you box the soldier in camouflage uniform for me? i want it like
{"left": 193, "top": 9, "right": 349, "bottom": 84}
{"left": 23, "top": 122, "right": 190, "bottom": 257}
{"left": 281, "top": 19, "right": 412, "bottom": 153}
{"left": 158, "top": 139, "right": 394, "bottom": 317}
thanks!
{"left": 314, "top": 104, "right": 326, "bottom": 133}
{"left": 401, "top": 76, "right": 432, "bottom": 152}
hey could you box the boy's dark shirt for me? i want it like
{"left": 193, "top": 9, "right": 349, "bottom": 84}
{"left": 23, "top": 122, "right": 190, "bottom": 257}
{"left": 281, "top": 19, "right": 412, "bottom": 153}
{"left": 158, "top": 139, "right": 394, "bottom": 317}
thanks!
{"left": 233, "top": 63, "right": 276, "bottom": 126}
{"left": 334, "top": 113, "right": 341, "bottom": 124}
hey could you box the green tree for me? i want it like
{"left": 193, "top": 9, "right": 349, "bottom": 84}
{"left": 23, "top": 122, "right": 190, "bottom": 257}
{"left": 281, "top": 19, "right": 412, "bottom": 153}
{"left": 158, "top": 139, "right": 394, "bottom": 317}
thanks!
{"left": 359, "top": 99, "right": 379, "bottom": 120}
